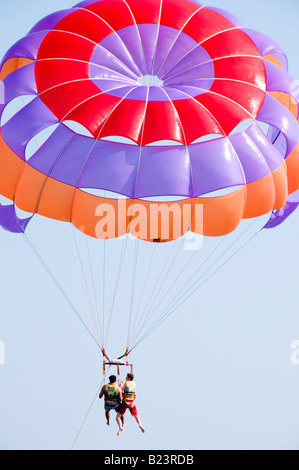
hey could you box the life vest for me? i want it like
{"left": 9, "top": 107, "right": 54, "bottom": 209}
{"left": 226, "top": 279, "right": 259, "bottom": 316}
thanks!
{"left": 123, "top": 380, "right": 136, "bottom": 404}
{"left": 104, "top": 383, "right": 119, "bottom": 407}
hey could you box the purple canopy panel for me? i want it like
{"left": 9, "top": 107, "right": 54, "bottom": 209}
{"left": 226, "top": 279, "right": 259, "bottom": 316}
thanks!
{"left": 27, "top": 124, "right": 83, "bottom": 183}
{"left": 228, "top": 125, "right": 282, "bottom": 185}
{"left": 0, "top": 204, "right": 32, "bottom": 233}
{"left": 264, "top": 202, "right": 299, "bottom": 228}
{"left": 0, "top": 31, "right": 48, "bottom": 69}
{"left": 0, "top": 81, "right": 4, "bottom": 116}
{"left": 286, "top": 189, "right": 299, "bottom": 203}
{"left": 257, "top": 93, "right": 299, "bottom": 156}
{"left": 134, "top": 144, "right": 192, "bottom": 198}
{"left": 244, "top": 122, "right": 284, "bottom": 172}
{"left": 99, "top": 26, "right": 146, "bottom": 77}
{"left": 153, "top": 25, "right": 200, "bottom": 77}
{"left": 1, "top": 62, "right": 37, "bottom": 108}
{"left": 189, "top": 137, "right": 245, "bottom": 196}
{"left": 264, "top": 60, "right": 299, "bottom": 111}
{"left": 264, "top": 189, "right": 299, "bottom": 229}
{"left": 90, "top": 46, "right": 140, "bottom": 83}
{"left": 78, "top": 139, "right": 140, "bottom": 196}
{"left": 1, "top": 96, "right": 59, "bottom": 160}
{"left": 243, "top": 28, "right": 288, "bottom": 70}
{"left": 28, "top": 9, "right": 76, "bottom": 34}
{"left": 161, "top": 44, "right": 214, "bottom": 85}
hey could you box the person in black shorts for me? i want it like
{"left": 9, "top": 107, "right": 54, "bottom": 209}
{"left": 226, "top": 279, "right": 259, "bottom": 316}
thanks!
{"left": 99, "top": 375, "right": 123, "bottom": 426}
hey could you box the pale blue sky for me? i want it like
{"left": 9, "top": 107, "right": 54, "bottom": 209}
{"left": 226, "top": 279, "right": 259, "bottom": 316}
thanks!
{"left": 1, "top": 0, "right": 299, "bottom": 451}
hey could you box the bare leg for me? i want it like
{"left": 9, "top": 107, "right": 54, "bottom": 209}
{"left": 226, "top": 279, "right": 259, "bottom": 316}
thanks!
{"left": 116, "top": 413, "right": 124, "bottom": 436}
{"left": 134, "top": 415, "right": 145, "bottom": 433}
{"left": 121, "top": 415, "right": 127, "bottom": 427}
{"left": 105, "top": 410, "right": 111, "bottom": 426}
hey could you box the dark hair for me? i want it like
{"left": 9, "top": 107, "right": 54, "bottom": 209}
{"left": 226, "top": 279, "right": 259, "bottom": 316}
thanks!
{"left": 109, "top": 375, "right": 117, "bottom": 383}
{"left": 126, "top": 373, "right": 134, "bottom": 381}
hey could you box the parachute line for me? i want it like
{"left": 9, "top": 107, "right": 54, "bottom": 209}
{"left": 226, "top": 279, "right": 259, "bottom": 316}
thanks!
{"left": 62, "top": 224, "right": 102, "bottom": 342}
{"left": 31, "top": 218, "right": 103, "bottom": 344}
{"left": 102, "top": 234, "right": 106, "bottom": 344}
{"left": 131, "top": 243, "right": 158, "bottom": 331}
{"left": 129, "top": 220, "right": 263, "bottom": 351}
{"left": 129, "top": 235, "right": 225, "bottom": 347}
{"left": 70, "top": 368, "right": 110, "bottom": 450}
{"left": 69, "top": 225, "right": 103, "bottom": 344}
{"left": 126, "top": 238, "right": 140, "bottom": 350}
{"left": 128, "top": 236, "right": 185, "bottom": 348}
{"left": 103, "top": 236, "right": 129, "bottom": 349}
{"left": 22, "top": 232, "right": 101, "bottom": 350}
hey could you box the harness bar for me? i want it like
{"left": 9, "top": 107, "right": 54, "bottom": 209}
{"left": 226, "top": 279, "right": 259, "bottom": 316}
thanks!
{"left": 102, "top": 348, "right": 133, "bottom": 376}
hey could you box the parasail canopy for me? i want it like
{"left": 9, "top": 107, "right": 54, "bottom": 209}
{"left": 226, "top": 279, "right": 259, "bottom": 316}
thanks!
{"left": 1, "top": 0, "right": 299, "bottom": 358}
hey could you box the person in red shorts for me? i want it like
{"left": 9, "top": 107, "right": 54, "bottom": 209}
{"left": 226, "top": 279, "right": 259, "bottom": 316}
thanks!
{"left": 116, "top": 373, "right": 145, "bottom": 436}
